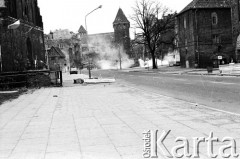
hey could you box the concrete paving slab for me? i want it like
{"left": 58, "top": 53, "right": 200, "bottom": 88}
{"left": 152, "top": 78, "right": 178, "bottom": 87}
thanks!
{"left": 0, "top": 74, "right": 240, "bottom": 158}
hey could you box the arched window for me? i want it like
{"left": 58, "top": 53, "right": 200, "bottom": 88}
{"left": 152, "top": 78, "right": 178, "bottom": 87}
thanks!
{"left": 184, "top": 16, "right": 187, "bottom": 29}
{"left": 211, "top": 12, "right": 218, "bottom": 25}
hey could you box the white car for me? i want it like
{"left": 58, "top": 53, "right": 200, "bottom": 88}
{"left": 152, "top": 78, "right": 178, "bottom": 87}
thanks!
{"left": 70, "top": 67, "right": 78, "bottom": 74}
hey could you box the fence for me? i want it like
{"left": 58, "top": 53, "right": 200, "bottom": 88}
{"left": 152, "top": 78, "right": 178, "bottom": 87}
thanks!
{"left": 0, "top": 70, "right": 62, "bottom": 90}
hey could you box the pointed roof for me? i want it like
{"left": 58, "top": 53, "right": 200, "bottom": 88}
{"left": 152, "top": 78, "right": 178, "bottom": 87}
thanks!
{"left": 178, "top": 0, "right": 231, "bottom": 15}
{"left": 113, "top": 8, "right": 130, "bottom": 24}
{"left": 48, "top": 46, "right": 65, "bottom": 58}
{"left": 78, "top": 25, "right": 87, "bottom": 34}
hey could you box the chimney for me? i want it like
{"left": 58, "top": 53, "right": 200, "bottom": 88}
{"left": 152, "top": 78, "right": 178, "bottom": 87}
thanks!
{"left": 50, "top": 31, "right": 54, "bottom": 39}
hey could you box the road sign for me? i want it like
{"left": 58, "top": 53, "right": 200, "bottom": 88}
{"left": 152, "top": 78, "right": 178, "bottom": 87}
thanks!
{"left": 218, "top": 56, "right": 222, "bottom": 60}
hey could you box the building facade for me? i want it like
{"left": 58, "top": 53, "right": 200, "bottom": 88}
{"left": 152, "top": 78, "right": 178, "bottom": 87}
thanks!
{"left": 231, "top": 0, "right": 240, "bottom": 62}
{"left": 45, "top": 30, "right": 77, "bottom": 71}
{"left": 176, "top": 0, "right": 235, "bottom": 68}
{"left": 47, "top": 46, "right": 66, "bottom": 71}
{"left": 113, "top": 8, "right": 131, "bottom": 57}
{"left": 0, "top": 0, "right": 45, "bottom": 72}
{"left": 44, "top": 8, "right": 132, "bottom": 71}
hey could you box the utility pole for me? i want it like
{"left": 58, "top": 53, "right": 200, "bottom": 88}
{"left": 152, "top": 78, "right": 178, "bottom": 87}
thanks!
{"left": 88, "top": 58, "right": 92, "bottom": 79}
{"left": 84, "top": 5, "right": 102, "bottom": 78}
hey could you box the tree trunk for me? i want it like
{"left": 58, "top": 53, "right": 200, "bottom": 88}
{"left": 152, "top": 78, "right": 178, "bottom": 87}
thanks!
{"left": 151, "top": 51, "right": 158, "bottom": 69}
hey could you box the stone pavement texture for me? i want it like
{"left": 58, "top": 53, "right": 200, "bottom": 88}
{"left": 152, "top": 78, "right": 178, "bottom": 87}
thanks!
{"left": 0, "top": 74, "right": 240, "bottom": 159}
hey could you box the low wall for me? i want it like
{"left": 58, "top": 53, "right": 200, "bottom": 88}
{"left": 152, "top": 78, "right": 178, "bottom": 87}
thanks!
{"left": 0, "top": 70, "right": 62, "bottom": 90}
{"left": 219, "top": 63, "right": 240, "bottom": 74}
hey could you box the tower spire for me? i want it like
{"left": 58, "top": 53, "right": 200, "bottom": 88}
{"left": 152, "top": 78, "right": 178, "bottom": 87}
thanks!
{"left": 113, "top": 8, "right": 130, "bottom": 25}
{"left": 113, "top": 8, "right": 131, "bottom": 57}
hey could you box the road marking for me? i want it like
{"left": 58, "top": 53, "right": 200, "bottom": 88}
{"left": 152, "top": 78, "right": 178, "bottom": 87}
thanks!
{"left": 173, "top": 79, "right": 187, "bottom": 81}
{"left": 210, "top": 81, "right": 235, "bottom": 85}
{"left": 138, "top": 75, "right": 148, "bottom": 78}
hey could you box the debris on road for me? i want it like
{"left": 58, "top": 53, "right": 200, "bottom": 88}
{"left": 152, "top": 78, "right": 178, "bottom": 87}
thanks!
{"left": 73, "top": 78, "right": 84, "bottom": 84}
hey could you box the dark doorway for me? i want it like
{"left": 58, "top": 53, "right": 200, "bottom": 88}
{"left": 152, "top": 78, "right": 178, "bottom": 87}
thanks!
{"left": 26, "top": 37, "right": 33, "bottom": 68}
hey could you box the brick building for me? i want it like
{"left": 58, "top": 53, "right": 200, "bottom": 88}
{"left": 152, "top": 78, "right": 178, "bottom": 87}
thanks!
{"left": 231, "top": 0, "right": 240, "bottom": 62}
{"left": 47, "top": 46, "right": 66, "bottom": 71}
{"left": 176, "top": 0, "right": 235, "bottom": 68}
{"left": 113, "top": 8, "right": 131, "bottom": 57}
{"left": 44, "top": 8, "right": 132, "bottom": 71}
{"left": 45, "top": 30, "right": 75, "bottom": 71}
{"left": 77, "top": 26, "right": 115, "bottom": 65}
{"left": 0, "top": 0, "right": 45, "bottom": 72}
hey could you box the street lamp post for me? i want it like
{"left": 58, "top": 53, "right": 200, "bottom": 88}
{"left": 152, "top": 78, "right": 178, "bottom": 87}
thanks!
{"left": 85, "top": 5, "right": 102, "bottom": 79}
{"left": 88, "top": 58, "right": 92, "bottom": 79}
{"left": 85, "top": 5, "right": 102, "bottom": 34}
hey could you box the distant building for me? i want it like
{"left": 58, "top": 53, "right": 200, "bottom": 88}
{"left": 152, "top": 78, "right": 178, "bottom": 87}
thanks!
{"left": 47, "top": 46, "right": 66, "bottom": 71}
{"left": 113, "top": 8, "right": 131, "bottom": 57}
{"left": 77, "top": 25, "right": 88, "bottom": 53}
{"left": 77, "top": 25, "right": 115, "bottom": 55}
{"left": 78, "top": 8, "right": 131, "bottom": 56}
{"left": 45, "top": 7, "right": 132, "bottom": 70}
{"left": 45, "top": 30, "right": 79, "bottom": 70}
{"left": 78, "top": 25, "right": 87, "bottom": 37}
{"left": 88, "top": 33, "right": 115, "bottom": 52}
{"left": 176, "top": 0, "right": 235, "bottom": 68}
{"left": 50, "top": 29, "right": 74, "bottom": 40}
{"left": 0, "top": 0, "right": 45, "bottom": 72}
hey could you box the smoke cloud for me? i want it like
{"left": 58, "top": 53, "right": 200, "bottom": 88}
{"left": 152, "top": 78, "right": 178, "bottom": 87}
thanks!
{"left": 87, "top": 34, "right": 134, "bottom": 69}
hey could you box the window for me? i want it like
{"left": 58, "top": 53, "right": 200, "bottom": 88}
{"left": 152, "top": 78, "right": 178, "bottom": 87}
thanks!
{"left": 184, "top": 16, "right": 187, "bottom": 29}
{"left": 58, "top": 44, "right": 63, "bottom": 49}
{"left": 211, "top": 12, "right": 218, "bottom": 25}
{"left": 212, "top": 34, "right": 220, "bottom": 44}
{"left": 185, "top": 39, "right": 188, "bottom": 49}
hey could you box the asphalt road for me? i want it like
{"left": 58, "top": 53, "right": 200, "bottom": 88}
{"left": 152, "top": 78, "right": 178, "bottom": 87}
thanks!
{"left": 86, "top": 69, "right": 240, "bottom": 114}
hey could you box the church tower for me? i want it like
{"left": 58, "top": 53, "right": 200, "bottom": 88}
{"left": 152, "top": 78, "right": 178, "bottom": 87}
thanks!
{"left": 78, "top": 25, "right": 87, "bottom": 37}
{"left": 113, "top": 8, "right": 131, "bottom": 56}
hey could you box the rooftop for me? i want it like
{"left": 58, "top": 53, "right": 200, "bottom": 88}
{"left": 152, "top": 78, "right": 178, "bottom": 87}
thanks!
{"left": 78, "top": 25, "right": 87, "bottom": 34}
{"left": 178, "top": 0, "right": 231, "bottom": 15}
{"left": 113, "top": 8, "right": 130, "bottom": 24}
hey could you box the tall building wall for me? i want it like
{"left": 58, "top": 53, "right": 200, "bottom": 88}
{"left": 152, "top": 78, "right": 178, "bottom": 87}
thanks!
{"left": 113, "top": 8, "right": 131, "bottom": 57}
{"left": 177, "top": 0, "right": 235, "bottom": 68}
{"left": 0, "top": 0, "right": 45, "bottom": 72}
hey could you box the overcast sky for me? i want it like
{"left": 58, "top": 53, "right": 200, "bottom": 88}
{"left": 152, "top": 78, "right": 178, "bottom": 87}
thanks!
{"left": 38, "top": 0, "right": 192, "bottom": 36}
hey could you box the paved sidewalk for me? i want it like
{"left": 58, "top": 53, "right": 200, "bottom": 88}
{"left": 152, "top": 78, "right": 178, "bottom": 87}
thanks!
{"left": 0, "top": 75, "right": 240, "bottom": 159}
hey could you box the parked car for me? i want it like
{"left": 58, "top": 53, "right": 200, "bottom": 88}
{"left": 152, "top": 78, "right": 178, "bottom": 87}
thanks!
{"left": 70, "top": 67, "right": 78, "bottom": 74}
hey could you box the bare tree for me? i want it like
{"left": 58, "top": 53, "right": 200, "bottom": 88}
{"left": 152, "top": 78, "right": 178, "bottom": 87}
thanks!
{"left": 131, "top": 0, "right": 176, "bottom": 69}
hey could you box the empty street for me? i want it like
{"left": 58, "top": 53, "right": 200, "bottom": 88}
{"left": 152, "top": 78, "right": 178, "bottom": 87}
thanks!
{"left": 90, "top": 69, "right": 240, "bottom": 114}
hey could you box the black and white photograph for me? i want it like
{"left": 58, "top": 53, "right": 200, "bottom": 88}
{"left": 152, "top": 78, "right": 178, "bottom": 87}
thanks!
{"left": 1, "top": 0, "right": 240, "bottom": 158}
